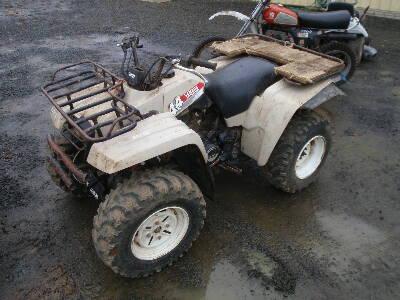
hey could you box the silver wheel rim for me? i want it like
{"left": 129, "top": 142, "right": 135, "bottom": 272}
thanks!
{"left": 295, "top": 135, "right": 326, "bottom": 180}
{"left": 131, "top": 206, "right": 190, "bottom": 260}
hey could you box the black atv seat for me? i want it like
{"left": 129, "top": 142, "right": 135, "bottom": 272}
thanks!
{"left": 297, "top": 10, "right": 351, "bottom": 29}
{"left": 204, "top": 56, "right": 279, "bottom": 119}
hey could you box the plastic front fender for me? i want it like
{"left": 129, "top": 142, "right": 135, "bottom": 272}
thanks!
{"left": 87, "top": 113, "right": 207, "bottom": 174}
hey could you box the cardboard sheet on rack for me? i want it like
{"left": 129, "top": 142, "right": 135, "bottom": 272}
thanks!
{"left": 210, "top": 36, "right": 343, "bottom": 84}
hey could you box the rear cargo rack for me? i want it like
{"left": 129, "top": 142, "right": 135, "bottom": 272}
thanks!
{"left": 210, "top": 34, "right": 345, "bottom": 85}
{"left": 42, "top": 61, "right": 142, "bottom": 143}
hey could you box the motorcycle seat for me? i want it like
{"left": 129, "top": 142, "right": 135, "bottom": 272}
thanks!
{"left": 204, "top": 56, "right": 279, "bottom": 119}
{"left": 297, "top": 10, "right": 351, "bottom": 29}
{"left": 327, "top": 2, "right": 358, "bottom": 18}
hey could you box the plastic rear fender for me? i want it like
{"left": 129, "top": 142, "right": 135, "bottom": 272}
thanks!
{"left": 226, "top": 79, "right": 340, "bottom": 167}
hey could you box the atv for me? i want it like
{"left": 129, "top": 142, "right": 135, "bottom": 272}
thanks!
{"left": 42, "top": 34, "right": 344, "bottom": 278}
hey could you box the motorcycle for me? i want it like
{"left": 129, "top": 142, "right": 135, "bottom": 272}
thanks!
{"left": 195, "top": 0, "right": 377, "bottom": 83}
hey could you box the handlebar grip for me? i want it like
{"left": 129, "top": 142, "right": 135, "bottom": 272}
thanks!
{"left": 188, "top": 57, "right": 217, "bottom": 71}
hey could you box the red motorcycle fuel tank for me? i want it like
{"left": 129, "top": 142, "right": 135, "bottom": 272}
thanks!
{"left": 263, "top": 4, "right": 299, "bottom": 26}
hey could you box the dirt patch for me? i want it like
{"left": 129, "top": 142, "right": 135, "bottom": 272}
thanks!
{"left": 248, "top": 249, "right": 297, "bottom": 294}
{"left": 0, "top": 133, "right": 43, "bottom": 171}
{"left": 245, "top": 247, "right": 297, "bottom": 295}
{"left": 0, "top": 133, "right": 43, "bottom": 209}
{"left": 392, "top": 86, "right": 400, "bottom": 97}
{"left": 15, "top": 266, "right": 76, "bottom": 300}
{"left": 0, "top": 174, "right": 32, "bottom": 209}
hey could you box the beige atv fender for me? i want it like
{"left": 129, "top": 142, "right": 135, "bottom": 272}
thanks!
{"left": 87, "top": 112, "right": 207, "bottom": 174}
{"left": 226, "top": 78, "right": 343, "bottom": 166}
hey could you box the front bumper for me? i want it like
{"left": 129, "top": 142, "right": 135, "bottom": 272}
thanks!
{"left": 47, "top": 134, "right": 87, "bottom": 190}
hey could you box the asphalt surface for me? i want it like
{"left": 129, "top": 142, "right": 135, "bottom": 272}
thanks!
{"left": 1, "top": 0, "right": 400, "bottom": 299}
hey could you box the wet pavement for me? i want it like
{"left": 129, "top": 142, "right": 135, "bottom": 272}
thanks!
{"left": 1, "top": 0, "right": 400, "bottom": 299}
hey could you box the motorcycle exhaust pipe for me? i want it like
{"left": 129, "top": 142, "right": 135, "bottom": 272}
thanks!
{"left": 363, "top": 45, "right": 377, "bottom": 59}
{"left": 320, "top": 33, "right": 358, "bottom": 40}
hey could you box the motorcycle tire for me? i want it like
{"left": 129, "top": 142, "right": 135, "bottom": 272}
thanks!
{"left": 191, "top": 36, "right": 226, "bottom": 62}
{"left": 320, "top": 41, "right": 356, "bottom": 85}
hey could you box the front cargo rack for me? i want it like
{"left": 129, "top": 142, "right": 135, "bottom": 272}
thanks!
{"left": 42, "top": 61, "right": 143, "bottom": 144}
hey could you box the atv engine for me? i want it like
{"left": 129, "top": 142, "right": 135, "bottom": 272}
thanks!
{"left": 182, "top": 108, "right": 241, "bottom": 168}
{"left": 202, "top": 127, "right": 241, "bottom": 166}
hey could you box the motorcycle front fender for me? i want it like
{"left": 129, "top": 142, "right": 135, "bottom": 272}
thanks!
{"left": 209, "top": 11, "right": 250, "bottom": 22}
{"left": 209, "top": 11, "right": 259, "bottom": 34}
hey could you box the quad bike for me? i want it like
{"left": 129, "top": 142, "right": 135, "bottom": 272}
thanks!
{"left": 42, "top": 34, "right": 344, "bottom": 278}
{"left": 196, "top": 0, "right": 377, "bottom": 84}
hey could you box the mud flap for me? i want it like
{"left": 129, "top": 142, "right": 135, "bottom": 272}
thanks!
{"left": 301, "top": 83, "right": 345, "bottom": 110}
{"left": 86, "top": 173, "right": 105, "bottom": 202}
{"left": 173, "top": 145, "right": 215, "bottom": 200}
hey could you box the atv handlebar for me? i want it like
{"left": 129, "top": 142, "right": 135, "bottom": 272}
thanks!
{"left": 186, "top": 57, "right": 217, "bottom": 70}
{"left": 118, "top": 34, "right": 217, "bottom": 88}
{"left": 166, "top": 55, "right": 217, "bottom": 71}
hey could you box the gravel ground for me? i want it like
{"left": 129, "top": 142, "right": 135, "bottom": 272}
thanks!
{"left": 1, "top": 0, "right": 400, "bottom": 299}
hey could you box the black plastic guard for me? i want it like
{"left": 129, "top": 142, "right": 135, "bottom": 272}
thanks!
{"left": 173, "top": 145, "right": 215, "bottom": 200}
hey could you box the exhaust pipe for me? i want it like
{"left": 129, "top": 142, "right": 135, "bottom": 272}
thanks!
{"left": 363, "top": 45, "right": 378, "bottom": 60}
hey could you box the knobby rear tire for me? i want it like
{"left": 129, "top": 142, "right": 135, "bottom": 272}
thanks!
{"left": 262, "top": 110, "right": 332, "bottom": 193}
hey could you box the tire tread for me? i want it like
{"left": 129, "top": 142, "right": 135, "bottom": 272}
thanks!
{"left": 263, "top": 110, "right": 331, "bottom": 193}
{"left": 92, "top": 168, "right": 206, "bottom": 278}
